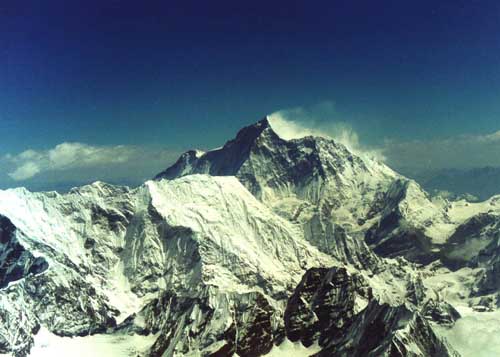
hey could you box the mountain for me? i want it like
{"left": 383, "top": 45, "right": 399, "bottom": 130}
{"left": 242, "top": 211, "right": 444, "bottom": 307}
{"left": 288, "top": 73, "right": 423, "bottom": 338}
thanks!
{"left": 1, "top": 116, "right": 500, "bottom": 356}
{"left": 0, "top": 175, "right": 427, "bottom": 357}
{"left": 156, "top": 118, "right": 458, "bottom": 265}
{"left": 157, "top": 117, "right": 398, "bottom": 269}
{"left": 398, "top": 166, "right": 500, "bottom": 201}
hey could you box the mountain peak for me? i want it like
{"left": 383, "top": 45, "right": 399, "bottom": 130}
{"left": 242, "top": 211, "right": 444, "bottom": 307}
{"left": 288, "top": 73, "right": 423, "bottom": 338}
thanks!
{"left": 228, "top": 116, "right": 276, "bottom": 147}
{"left": 155, "top": 117, "right": 283, "bottom": 180}
{"left": 154, "top": 116, "right": 397, "bottom": 197}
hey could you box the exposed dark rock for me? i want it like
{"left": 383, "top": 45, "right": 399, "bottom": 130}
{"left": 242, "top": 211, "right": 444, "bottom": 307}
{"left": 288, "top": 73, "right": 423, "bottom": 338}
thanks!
{"left": 1, "top": 116, "right": 493, "bottom": 357}
{"left": 284, "top": 267, "right": 362, "bottom": 347}
{"left": 0, "top": 303, "right": 36, "bottom": 357}
{"left": 155, "top": 119, "right": 277, "bottom": 183}
{"left": 23, "top": 270, "right": 118, "bottom": 337}
{"left": 405, "top": 274, "right": 426, "bottom": 306}
{"left": 146, "top": 293, "right": 214, "bottom": 357}
{"left": 315, "top": 301, "right": 459, "bottom": 357}
{"left": 84, "top": 238, "right": 96, "bottom": 249}
{"left": 441, "top": 213, "right": 499, "bottom": 270}
{"left": 470, "top": 239, "right": 500, "bottom": 296}
{"left": 0, "top": 215, "right": 49, "bottom": 289}
{"left": 234, "top": 293, "right": 274, "bottom": 357}
{"left": 366, "top": 209, "right": 437, "bottom": 265}
{"left": 470, "top": 296, "right": 495, "bottom": 312}
{"left": 90, "top": 205, "right": 129, "bottom": 234}
{"left": 421, "top": 299, "right": 461, "bottom": 326}
{"left": 208, "top": 324, "right": 237, "bottom": 357}
{"left": 305, "top": 205, "right": 382, "bottom": 271}
{"left": 128, "top": 290, "right": 277, "bottom": 357}
{"left": 154, "top": 118, "right": 391, "bottom": 269}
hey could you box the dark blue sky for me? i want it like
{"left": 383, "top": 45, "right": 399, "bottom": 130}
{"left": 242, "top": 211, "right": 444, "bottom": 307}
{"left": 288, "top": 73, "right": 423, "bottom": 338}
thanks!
{"left": 1, "top": 0, "right": 500, "bottom": 189}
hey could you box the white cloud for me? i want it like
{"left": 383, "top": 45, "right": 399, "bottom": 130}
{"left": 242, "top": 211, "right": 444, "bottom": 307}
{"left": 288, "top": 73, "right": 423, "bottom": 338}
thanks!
{"left": 1, "top": 143, "right": 180, "bottom": 188}
{"left": 267, "top": 105, "right": 385, "bottom": 161}
{"left": 267, "top": 104, "right": 500, "bottom": 171}
{"left": 268, "top": 111, "right": 332, "bottom": 140}
{"left": 4, "top": 143, "right": 138, "bottom": 181}
{"left": 9, "top": 162, "right": 41, "bottom": 181}
{"left": 478, "top": 130, "right": 500, "bottom": 143}
{"left": 437, "top": 310, "right": 500, "bottom": 357}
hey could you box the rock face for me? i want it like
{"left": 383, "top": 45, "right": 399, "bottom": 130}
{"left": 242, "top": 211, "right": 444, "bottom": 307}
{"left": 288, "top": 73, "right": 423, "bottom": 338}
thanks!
{"left": 116, "top": 266, "right": 456, "bottom": 357}
{"left": 364, "top": 179, "right": 449, "bottom": 265}
{"left": 155, "top": 118, "right": 397, "bottom": 207}
{"left": 284, "top": 267, "right": 366, "bottom": 347}
{"left": 282, "top": 267, "right": 457, "bottom": 357}
{"left": 3, "top": 116, "right": 500, "bottom": 356}
{"left": 436, "top": 198, "right": 500, "bottom": 295}
{"left": 0, "top": 215, "right": 48, "bottom": 289}
{"left": 0, "top": 208, "right": 122, "bottom": 355}
{"left": 441, "top": 213, "right": 499, "bottom": 270}
{"left": 316, "top": 301, "right": 458, "bottom": 357}
{"left": 139, "top": 290, "right": 276, "bottom": 357}
{"left": 421, "top": 299, "right": 461, "bottom": 326}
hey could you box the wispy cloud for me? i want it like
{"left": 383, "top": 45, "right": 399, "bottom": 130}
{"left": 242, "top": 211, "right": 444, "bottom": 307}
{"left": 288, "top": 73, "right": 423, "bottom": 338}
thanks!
{"left": 268, "top": 103, "right": 385, "bottom": 161}
{"left": 382, "top": 131, "right": 500, "bottom": 170}
{"left": 0, "top": 143, "right": 180, "bottom": 189}
{"left": 479, "top": 130, "right": 500, "bottom": 143}
{"left": 4, "top": 143, "right": 139, "bottom": 181}
{"left": 268, "top": 103, "right": 500, "bottom": 171}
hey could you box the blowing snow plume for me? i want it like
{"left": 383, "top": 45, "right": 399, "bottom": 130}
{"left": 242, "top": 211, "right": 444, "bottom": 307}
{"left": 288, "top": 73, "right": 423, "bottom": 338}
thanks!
{"left": 268, "top": 105, "right": 385, "bottom": 161}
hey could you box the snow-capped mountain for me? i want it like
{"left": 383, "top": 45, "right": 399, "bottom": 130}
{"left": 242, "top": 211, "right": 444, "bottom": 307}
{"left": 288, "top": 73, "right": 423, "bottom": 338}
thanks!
{"left": 1, "top": 116, "right": 499, "bottom": 356}
{"left": 157, "top": 118, "right": 395, "bottom": 267}
{"left": 156, "top": 118, "right": 454, "bottom": 265}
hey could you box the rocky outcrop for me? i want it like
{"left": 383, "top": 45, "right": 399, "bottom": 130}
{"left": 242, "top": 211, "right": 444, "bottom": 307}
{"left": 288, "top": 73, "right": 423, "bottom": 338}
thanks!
{"left": 436, "top": 211, "right": 500, "bottom": 296}
{"left": 405, "top": 273, "right": 426, "bottom": 306}
{"left": 421, "top": 299, "right": 461, "bottom": 326}
{"left": 0, "top": 176, "right": 337, "bottom": 356}
{"left": 284, "top": 267, "right": 367, "bottom": 347}
{"left": 116, "top": 266, "right": 453, "bottom": 357}
{"left": 365, "top": 180, "right": 443, "bottom": 265}
{"left": 0, "top": 215, "right": 48, "bottom": 289}
{"left": 283, "top": 267, "right": 457, "bottom": 357}
{"left": 0, "top": 258, "right": 118, "bottom": 356}
{"left": 475, "top": 261, "right": 500, "bottom": 296}
{"left": 315, "top": 301, "right": 458, "bottom": 357}
{"left": 365, "top": 210, "right": 437, "bottom": 265}
{"left": 441, "top": 213, "right": 499, "bottom": 270}
{"left": 117, "top": 289, "right": 278, "bottom": 357}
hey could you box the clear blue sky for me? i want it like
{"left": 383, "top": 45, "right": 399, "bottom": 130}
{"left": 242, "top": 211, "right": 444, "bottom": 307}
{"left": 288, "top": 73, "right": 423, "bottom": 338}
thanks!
{"left": 1, "top": 0, "right": 500, "bottom": 189}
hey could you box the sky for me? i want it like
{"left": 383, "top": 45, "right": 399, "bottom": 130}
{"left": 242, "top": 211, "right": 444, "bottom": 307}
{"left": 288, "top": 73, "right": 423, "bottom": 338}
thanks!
{"left": 1, "top": 0, "right": 500, "bottom": 190}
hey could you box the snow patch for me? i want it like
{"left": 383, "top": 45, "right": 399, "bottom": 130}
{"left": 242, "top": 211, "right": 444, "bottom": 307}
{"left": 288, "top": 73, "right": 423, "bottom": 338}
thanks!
{"left": 264, "top": 339, "right": 321, "bottom": 356}
{"left": 30, "top": 327, "right": 158, "bottom": 357}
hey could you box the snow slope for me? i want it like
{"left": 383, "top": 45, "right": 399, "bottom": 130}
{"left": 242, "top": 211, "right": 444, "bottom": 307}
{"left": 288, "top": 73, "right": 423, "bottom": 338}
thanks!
{"left": 0, "top": 175, "right": 341, "bottom": 356}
